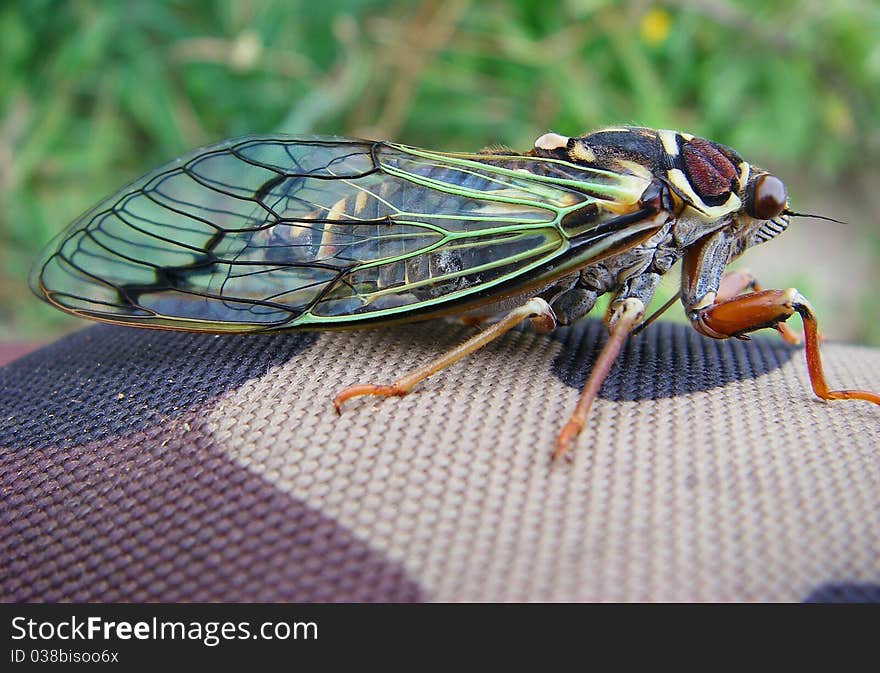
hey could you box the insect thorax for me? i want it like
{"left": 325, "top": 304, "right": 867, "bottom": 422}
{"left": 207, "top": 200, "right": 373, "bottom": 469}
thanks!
{"left": 529, "top": 127, "right": 761, "bottom": 324}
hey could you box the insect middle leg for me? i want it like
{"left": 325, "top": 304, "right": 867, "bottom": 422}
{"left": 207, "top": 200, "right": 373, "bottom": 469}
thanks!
{"left": 550, "top": 272, "right": 661, "bottom": 461}
{"left": 553, "top": 297, "right": 646, "bottom": 462}
{"left": 332, "top": 298, "right": 557, "bottom": 413}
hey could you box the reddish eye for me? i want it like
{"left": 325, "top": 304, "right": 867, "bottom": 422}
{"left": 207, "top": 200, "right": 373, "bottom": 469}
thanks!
{"left": 748, "top": 174, "right": 787, "bottom": 220}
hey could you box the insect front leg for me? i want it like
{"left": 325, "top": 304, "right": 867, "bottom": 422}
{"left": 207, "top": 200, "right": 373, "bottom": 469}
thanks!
{"left": 332, "top": 298, "right": 557, "bottom": 413}
{"left": 682, "top": 234, "right": 880, "bottom": 407}
{"left": 713, "top": 269, "right": 801, "bottom": 344}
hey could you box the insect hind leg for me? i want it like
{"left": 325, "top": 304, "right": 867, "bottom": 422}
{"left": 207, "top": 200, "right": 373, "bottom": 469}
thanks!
{"left": 332, "top": 298, "right": 557, "bottom": 413}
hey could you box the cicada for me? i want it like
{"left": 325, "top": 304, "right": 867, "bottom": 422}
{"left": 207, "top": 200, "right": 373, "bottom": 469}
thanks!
{"left": 30, "top": 127, "right": 879, "bottom": 459}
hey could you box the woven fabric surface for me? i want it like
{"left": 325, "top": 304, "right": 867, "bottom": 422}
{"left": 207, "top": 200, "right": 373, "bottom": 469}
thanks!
{"left": 1, "top": 319, "right": 878, "bottom": 602}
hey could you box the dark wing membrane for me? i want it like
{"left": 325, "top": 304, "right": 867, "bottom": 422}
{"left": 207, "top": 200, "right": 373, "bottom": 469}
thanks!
{"left": 30, "top": 135, "right": 652, "bottom": 332}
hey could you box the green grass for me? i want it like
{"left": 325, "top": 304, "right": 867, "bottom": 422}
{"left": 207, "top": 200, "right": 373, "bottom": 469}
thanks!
{"left": 2, "top": 0, "right": 879, "bottom": 342}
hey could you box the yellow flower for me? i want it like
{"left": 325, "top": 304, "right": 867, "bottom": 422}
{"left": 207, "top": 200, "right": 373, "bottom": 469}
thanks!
{"left": 822, "top": 96, "right": 855, "bottom": 137}
{"left": 640, "top": 8, "right": 671, "bottom": 47}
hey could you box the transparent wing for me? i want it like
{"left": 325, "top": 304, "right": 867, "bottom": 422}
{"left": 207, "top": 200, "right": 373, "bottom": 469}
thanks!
{"left": 30, "top": 135, "right": 652, "bottom": 332}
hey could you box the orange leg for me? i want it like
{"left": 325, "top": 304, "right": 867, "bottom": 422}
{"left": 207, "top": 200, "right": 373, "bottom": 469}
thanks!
{"left": 631, "top": 270, "right": 800, "bottom": 341}
{"left": 693, "top": 288, "right": 880, "bottom": 406}
{"left": 554, "top": 297, "right": 646, "bottom": 462}
{"left": 714, "top": 270, "right": 801, "bottom": 344}
{"left": 715, "top": 271, "right": 803, "bottom": 346}
{"left": 333, "top": 298, "right": 557, "bottom": 412}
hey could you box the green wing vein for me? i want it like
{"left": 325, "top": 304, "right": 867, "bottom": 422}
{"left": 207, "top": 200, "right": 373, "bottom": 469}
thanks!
{"left": 30, "top": 134, "right": 651, "bottom": 332}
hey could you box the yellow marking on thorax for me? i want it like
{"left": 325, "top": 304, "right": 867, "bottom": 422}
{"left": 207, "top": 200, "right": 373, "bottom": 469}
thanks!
{"left": 613, "top": 159, "right": 654, "bottom": 183}
{"left": 737, "top": 161, "right": 750, "bottom": 190}
{"left": 658, "top": 129, "right": 679, "bottom": 156}
{"left": 569, "top": 142, "right": 596, "bottom": 163}
{"left": 666, "top": 167, "right": 741, "bottom": 218}
{"left": 533, "top": 132, "right": 570, "bottom": 151}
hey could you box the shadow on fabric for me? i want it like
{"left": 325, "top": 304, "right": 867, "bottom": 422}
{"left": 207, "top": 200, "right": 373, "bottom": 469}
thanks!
{"left": 0, "top": 319, "right": 800, "bottom": 450}
{"left": 551, "top": 319, "right": 798, "bottom": 401}
{"left": 0, "top": 325, "right": 317, "bottom": 450}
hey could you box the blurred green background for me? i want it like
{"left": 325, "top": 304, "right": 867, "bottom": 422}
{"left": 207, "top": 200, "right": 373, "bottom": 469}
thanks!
{"left": 2, "top": 0, "right": 879, "bottom": 344}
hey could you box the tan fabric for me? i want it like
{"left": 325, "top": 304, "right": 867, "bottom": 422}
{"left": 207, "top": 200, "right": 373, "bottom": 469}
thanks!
{"left": 2, "top": 320, "right": 878, "bottom": 602}
{"left": 211, "top": 322, "right": 880, "bottom": 601}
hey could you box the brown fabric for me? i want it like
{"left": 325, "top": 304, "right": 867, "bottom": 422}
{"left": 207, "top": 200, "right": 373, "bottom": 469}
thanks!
{"left": 1, "top": 320, "right": 878, "bottom": 602}
{"left": 0, "top": 343, "right": 41, "bottom": 367}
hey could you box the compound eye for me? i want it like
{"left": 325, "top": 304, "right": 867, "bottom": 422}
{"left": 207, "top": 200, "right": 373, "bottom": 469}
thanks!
{"left": 748, "top": 174, "right": 787, "bottom": 220}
